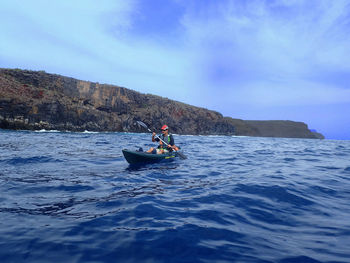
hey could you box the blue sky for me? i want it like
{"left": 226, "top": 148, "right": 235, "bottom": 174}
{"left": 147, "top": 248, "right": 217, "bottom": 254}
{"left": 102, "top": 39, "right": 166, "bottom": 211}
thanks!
{"left": 1, "top": 0, "right": 349, "bottom": 139}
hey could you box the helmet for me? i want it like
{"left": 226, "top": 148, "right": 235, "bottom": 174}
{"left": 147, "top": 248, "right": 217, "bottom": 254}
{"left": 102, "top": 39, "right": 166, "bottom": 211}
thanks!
{"left": 161, "top": 125, "right": 168, "bottom": 131}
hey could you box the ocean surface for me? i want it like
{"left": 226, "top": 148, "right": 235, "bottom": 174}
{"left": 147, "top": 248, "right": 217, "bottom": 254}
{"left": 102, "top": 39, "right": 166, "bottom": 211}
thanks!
{"left": 0, "top": 129, "right": 349, "bottom": 263}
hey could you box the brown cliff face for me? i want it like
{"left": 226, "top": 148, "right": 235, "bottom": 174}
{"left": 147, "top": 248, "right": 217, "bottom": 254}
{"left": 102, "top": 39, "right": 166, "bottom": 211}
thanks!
{"left": 0, "top": 68, "right": 324, "bottom": 139}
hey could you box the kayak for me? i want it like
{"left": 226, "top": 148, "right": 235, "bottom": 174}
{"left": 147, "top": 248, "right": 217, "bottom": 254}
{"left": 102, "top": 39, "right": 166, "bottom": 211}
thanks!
{"left": 122, "top": 149, "right": 178, "bottom": 164}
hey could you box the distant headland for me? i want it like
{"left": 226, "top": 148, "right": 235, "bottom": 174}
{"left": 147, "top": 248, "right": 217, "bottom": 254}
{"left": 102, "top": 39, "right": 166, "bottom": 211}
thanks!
{"left": 0, "top": 68, "right": 324, "bottom": 139}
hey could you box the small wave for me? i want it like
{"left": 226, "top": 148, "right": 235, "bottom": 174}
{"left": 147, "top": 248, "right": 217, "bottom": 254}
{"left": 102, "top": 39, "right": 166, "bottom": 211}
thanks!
{"left": 3, "top": 156, "right": 62, "bottom": 165}
{"left": 254, "top": 149, "right": 274, "bottom": 155}
{"left": 278, "top": 255, "right": 323, "bottom": 263}
{"left": 246, "top": 207, "right": 296, "bottom": 226}
{"left": 95, "top": 141, "right": 110, "bottom": 145}
{"left": 82, "top": 130, "right": 99, "bottom": 133}
{"left": 310, "top": 185, "right": 337, "bottom": 196}
{"left": 303, "top": 148, "right": 316, "bottom": 154}
{"left": 35, "top": 129, "right": 60, "bottom": 133}
{"left": 302, "top": 158, "right": 321, "bottom": 162}
{"left": 0, "top": 199, "right": 77, "bottom": 216}
{"left": 236, "top": 184, "right": 314, "bottom": 206}
{"left": 316, "top": 166, "right": 342, "bottom": 170}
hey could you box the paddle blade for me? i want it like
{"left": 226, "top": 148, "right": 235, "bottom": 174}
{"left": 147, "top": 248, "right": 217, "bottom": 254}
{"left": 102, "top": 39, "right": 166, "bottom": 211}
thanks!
{"left": 136, "top": 121, "right": 148, "bottom": 130}
{"left": 176, "top": 151, "right": 187, "bottom": 160}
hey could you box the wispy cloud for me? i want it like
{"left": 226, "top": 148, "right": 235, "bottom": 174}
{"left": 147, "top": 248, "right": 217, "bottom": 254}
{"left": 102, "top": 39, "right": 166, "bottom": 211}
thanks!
{"left": 0, "top": 0, "right": 136, "bottom": 71}
{"left": 0, "top": 0, "right": 192, "bottom": 98}
{"left": 181, "top": 0, "right": 350, "bottom": 105}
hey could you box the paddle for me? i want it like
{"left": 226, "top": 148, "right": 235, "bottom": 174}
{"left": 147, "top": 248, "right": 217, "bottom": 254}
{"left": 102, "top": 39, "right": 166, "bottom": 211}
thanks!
{"left": 136, "top": 121, "right": 187, "bottom": 160}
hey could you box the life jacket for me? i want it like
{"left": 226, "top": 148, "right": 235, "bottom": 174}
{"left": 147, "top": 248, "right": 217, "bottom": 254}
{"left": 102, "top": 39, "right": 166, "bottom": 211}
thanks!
{"left": 158, "top": 133, "right": 173, "bottom": 150}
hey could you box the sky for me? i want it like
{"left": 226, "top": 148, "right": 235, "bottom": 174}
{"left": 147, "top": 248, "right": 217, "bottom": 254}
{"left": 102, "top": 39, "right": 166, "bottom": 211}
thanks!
{"left": 1, "top": 0, "right": 349, "bottom": 140}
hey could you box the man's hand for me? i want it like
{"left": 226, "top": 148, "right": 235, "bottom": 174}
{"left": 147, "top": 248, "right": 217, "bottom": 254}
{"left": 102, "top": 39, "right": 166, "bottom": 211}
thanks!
{"left": 168, "top": 145, "right": 178, "bottom": 151}
{"left": 172, "top": 145, "right": 179, "bottom": 151}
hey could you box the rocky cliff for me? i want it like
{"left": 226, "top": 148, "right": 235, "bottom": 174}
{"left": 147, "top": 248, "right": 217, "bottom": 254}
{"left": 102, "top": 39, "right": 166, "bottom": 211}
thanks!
{"left": 0, "top": 68, "right": 324, "bottom": 139}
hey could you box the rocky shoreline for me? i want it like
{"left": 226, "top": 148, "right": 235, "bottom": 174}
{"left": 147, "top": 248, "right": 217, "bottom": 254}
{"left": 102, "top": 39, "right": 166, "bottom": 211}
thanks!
{"left": 0, "top": 68, "right": 324, "bottom": 139}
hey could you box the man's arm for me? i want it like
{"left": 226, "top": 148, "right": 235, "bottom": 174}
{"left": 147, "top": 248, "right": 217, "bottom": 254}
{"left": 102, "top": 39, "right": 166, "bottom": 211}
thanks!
{"left": 152, "top": 132, "right": 160, "bottom": 142}
{"left": 169, "top": 134, "right": 175, "bottom": 146}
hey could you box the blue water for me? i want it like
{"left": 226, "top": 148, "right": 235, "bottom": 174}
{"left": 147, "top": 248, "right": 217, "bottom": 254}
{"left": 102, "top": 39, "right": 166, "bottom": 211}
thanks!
{"left": 1, "top": 130, "right": 350, "bottom": 263}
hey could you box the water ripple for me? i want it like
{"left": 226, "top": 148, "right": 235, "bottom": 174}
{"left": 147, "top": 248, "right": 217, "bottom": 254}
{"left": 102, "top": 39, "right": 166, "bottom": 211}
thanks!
{"left": 0, "top": 130, "right": 350, "bottom": 263}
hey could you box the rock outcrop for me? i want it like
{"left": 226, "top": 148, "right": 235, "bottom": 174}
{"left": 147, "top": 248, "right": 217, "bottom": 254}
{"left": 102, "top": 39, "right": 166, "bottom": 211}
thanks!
{"left": 0, "top": 68, "right": 324, "bottom": 139}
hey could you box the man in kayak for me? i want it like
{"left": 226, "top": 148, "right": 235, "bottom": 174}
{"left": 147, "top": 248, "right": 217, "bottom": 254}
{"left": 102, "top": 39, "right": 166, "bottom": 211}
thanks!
{"left": 147, "top": 124, "right": 179, "bottom": 154}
